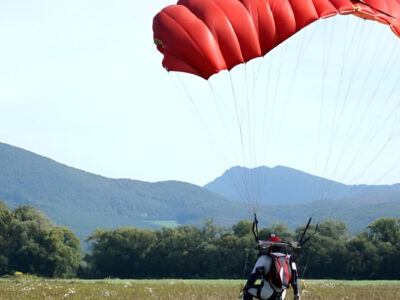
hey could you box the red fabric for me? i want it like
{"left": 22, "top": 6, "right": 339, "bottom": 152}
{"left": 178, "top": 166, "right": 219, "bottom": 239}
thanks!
{"left": 268, "top": 236, "right": 282, "bottom": 242}
{"left": 153, "top": 0, "right": 400, "bottom": 79}
{"left": 269, "top": 253, "right": 292, "bottom": 288}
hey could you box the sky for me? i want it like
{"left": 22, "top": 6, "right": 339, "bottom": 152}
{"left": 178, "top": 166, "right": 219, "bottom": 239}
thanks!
{"left": 1, "top": 0, "right": 400, "bottom": 186}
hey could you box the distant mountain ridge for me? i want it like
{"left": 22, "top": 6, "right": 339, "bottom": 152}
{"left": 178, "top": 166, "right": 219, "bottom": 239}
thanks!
{"left": 0, "top": 142, "right": 399, "bottom": 240}
{"left": 0, "top": 142, "right": 247, "bottom": 240}
{"left": 204, "top": 166, "right": 400, "bottom": 205}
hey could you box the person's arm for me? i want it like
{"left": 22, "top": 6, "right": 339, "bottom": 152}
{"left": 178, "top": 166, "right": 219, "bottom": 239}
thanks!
{"left": 244, "top": 255, "right": 270, "bottom": 291}
{"left": 244, "top": 266, "right": 263, "bottom": 291}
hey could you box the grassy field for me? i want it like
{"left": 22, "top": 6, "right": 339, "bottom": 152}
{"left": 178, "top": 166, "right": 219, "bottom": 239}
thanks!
{"left": 0, "top": 276, "right": 399, "bottom": 299}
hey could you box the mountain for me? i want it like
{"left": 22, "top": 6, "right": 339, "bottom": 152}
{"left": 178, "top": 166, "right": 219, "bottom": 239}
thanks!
{"left": 0, "top": 142, "right": 399, "bottom": 241}
{"left": 0, "top": 142, "right": 248, "bottom": 240}
{"left": 204, "top": 166, "right": 400, "bottom": 205}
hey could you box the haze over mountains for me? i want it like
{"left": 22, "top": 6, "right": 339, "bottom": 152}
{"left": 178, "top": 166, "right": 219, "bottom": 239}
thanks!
{"left": 0, "top": 142, "right": 399, "bottom": 241}
{"left": 204, "top": 166, "right": 400, "bottom": 205}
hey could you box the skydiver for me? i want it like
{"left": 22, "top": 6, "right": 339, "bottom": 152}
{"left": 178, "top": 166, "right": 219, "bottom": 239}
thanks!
{"left": 241, "top": 234, "right": 300, "bottom": 300}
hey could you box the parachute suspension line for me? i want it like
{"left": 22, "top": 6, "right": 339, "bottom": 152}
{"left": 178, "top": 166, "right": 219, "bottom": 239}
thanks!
{"left": 343, "top": 106, "right": 400, "bottom": 197}
{"left": 254, "top": 53, "right": 274, "bottom": 209}
{"left": 268, "top": 44, "right": 290, "bottom": 159}
{"left": 179, "top": 69, "right": 271, "bottom": 208}
{"left": 315, "top": 17, "right": 362, "bottom": 204}
{"left": 312, "top": 19, "right": 328, "bottom": 207}
{"left": 320, "top": 18, "right": 363, "bottom": 200}
{"left": 339, "top": 32, "right": 395, "bottom": 149}
{"left": 258, "top": 37, "right": 287, "bottom": 176}
{"left": 344, "top": 95, "right": 400, "bottom": 198}
{"left": 208, "top": 79, "right": 240, "bottom": 162}
{"left": 344, "top": 100, "right": 400, "bottom": 184}
{"left": 324, "top": 18, "right": 363, "bottom": 170}
{"left": 228, "top": 71, "right": 254, "bottom": 210}
{"left": 273, "top": 20, "right": 309, "bottom": 152}
{"left": 239, "top": 68, "right": 255, "bottom": 211}
{"left": 322, "top": 17, "right": 352, "bottom": 185}
{"left": 242, "top": 53, "right": 267, "bottom": 210}
{"left": 168, "top": 73, "right": 237, "bottom": 192}
{"left": 312, "top": 19, "right": 335, "bottom": 212}
{"left": 208, "top": 75, "right": 253, "bottom": 205}
{"left": 322, "top": 19, "right": 398, "bottom": 204}
{"left": 326, "top": 22, "right": 386, "bottom": 191}
{"left": 242, "top": 61, "right": 265, "bottom": 208}
{"left": 333, "top": 32, "right": 400, "bottom": 188}
{"left": 319, "top": 23, "right": 400, "bottom": 203}
{"left": 261, "top": 47, "right": 282, "bottom": 161}
{"left": 207, "top": 79, "right": 249, "bottom": 204}
{"left": 243, "top": 64, "right": 257, "bottom": 208}
{"left": 256, "top": 26, "right": 309, "bottom": 211}
{"left": 318, "top": 17, "right": 366, "bottom": 202}
{"left": 265, "top": 25, "right": 310, "bottom": 212}
{"left": 343, "top": 129, "right": 400, "bottom": 199}
{"left": 246, "top": 64, "right": 258, "bottom": 209}
{"left": 249, "top": 61, "right": 264, "bottom": 209}
{"left": 253, "top": 40, "right": 287, "bottom": 214}
{"left": 312, "top": 17, "right": 354, "bottom": 216}
{"left": 345, "top": 24, "right": 388, "bottom": 122}
{"left": 245, "top": 60, "right": 266, "bottom": 210}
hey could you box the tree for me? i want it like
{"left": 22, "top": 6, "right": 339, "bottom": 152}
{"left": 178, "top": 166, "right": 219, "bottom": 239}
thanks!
{"left": 87, "top": 227, "right": 156, "bottom": 278}
{"left": 150, "top": 225, "right": 204, "bottom": 278}
{"left": 259, "top": 222, "right": 295, "bottom": 241}
{"left": 6, "top": 205, "right": 82, "bottom": 277}
{"left": 0, "top": 201, "right": 12, "bottom": 274}
{"left": 296, "top": 220, "right": 348, "bottom": 279}
{"left": 232, "top": 220, "right": 253, "bottom": 238}
{"left": 367, "top": 218, "right": 400, "bottom": 245}
{"left": 361, "top": 218, "right": 400, "bottom": 279}
{"left": 345, "top": 234, "right": 381, "bottom": 279}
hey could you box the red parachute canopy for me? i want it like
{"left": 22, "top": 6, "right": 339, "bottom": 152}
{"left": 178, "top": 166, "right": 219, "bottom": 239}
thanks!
{"left": 153, "top": 0, "right": 400, "bottom": 79}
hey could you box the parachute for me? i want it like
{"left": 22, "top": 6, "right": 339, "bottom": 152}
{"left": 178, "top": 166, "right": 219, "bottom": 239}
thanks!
{"left": 153, "top": 0, "right": 400, "bottom": 79}
{"left": 152, "top": 0, "right": 400, "bottom": 218}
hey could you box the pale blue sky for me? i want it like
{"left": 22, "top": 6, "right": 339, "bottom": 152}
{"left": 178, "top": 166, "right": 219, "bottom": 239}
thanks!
{"left": 1, "top": 1, "right": 400, "bottom": 186}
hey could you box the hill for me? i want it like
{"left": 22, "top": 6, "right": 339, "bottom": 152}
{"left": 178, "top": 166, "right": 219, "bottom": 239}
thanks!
{"left": 0, "top": 142, "right": 248, "bottom": 240}
{"left": 204, "top": 166, "right": 400, "bottom": 205}
{"left": 0, "top": 142, "right": 399, "bottom": 240}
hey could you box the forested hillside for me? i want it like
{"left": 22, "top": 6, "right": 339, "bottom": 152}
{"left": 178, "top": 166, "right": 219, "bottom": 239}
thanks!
{"left": 1, "top": 142, "right": 400, "bottom": 240}
{"left": 0, "top": 142, "right": 248, "bottom": 240}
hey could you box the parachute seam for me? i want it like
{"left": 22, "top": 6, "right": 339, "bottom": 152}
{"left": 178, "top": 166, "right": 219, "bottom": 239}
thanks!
{"left": 163, "top": 9, "right": 220, "bottom": 77}
{"left": 210, "top": 0, "right": 247, "bottom": 64}
{"left": 328, "top": 0, "right": 344, "bottom": 11}
{"left": 240, "top": 0, "right": 263, "bottom": 54}
{"left": 286, "top": 0, "right": 298, "bottom": 32}
{"left": 308, "top": 0, "right": 320, "bottom": 19}
{"left": 268, "top": 1, "right": 281, "bottom": 42}
{"left": 310, "top": 0, "right": 320, "bottom": 18}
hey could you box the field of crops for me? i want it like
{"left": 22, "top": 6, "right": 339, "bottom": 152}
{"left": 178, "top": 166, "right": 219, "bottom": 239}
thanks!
{"left": 0, "top": 276, "right": 399, "bottom": 299}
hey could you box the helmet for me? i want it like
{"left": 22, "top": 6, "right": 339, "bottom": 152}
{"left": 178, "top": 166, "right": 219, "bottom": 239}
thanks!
{"left": 268, "top": 233, "right": 282, "bottom": 243}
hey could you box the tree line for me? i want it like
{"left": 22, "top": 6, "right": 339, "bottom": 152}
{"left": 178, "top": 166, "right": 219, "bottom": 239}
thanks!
{"left": 0, "top": 200, "right": 399, "bottom": 279}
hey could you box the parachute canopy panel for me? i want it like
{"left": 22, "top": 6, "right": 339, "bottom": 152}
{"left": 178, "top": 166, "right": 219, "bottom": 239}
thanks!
{"left": 153, "top": 0, "right": 400, "bottom": 79}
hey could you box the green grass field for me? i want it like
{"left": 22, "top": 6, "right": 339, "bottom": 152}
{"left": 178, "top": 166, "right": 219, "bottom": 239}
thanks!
{"left": 0, "top": 277, "right": 399, "bottom": 299}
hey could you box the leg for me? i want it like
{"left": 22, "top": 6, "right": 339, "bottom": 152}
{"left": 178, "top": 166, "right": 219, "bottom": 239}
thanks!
{"left": 246, "top": 284, "right": 261, "bottom": 299}
{"left": 242, "top": 289, "right": 254, "bottom": 300}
